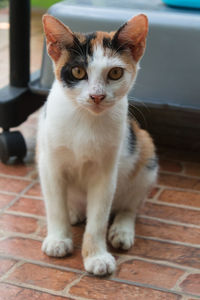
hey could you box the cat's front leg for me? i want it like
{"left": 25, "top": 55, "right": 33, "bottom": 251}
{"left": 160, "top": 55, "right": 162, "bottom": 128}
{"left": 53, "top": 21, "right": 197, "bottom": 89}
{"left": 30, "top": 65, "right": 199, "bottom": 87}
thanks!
{"left": 82, "top": 167, "right": 117, "bottom": 276}
{"left": 39, "top": 154, "right": 73, "bottom": 257}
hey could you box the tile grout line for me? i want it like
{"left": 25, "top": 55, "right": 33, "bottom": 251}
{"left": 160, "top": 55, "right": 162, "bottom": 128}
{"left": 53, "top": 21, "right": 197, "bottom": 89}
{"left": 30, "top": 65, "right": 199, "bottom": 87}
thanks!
{"left": 135, "top": 234, "right": 200, "bottom": 249}
{"left": 0, "top": 180, "right": 38, "bottom": 216}
{"left": 2, "top": 228, "right": 200, "bottom": 253}
{"left": 17, "top": 194, "right": 44, "bottom": 201}
{"left": 0, "top": 260, "right": 24, "bottom": 282}
{"left": 1, "top": 280, "right": 91, "bottom": 300}
{"left": 156, "top": 184, "right": 200, "bottom": 194}
{"left": 137, "top": 214, "right": 200, "bottom": 229}
{"left": 0, "top": 256, "right": 200, "bottom": 298}
{"left": 113, "top": 254, "right": 200, "bottom": 273}
{"left": 160, "top": 170, "right": 200, "bottom": 181}
{"left": 0, "top": 254, "right": 85, "bottom": 275}
{"left": 25, "top": 166, "right": 38, "bottom": 180}
{"left": 0, "top": 190, "right": 18, "bottom": 196}
{"left": 1, "top": 231, "right": 200, "bottom": 262}
{"left": 5, "top": 210, "right": 45, "bottom": 221}
{"left": 147, "top": 199, "right": 200, "bottom": 212}
{"left": 172, "top": 271, "right": 191, "bottom": 293}
{"left": 62, "top": 273, "right": 86, "bottom": 299}
{"left": 150, "top": 186, "right": 165, "bottom": 202}
{"left": 1, "top": 250, "right": 200, "bottom": 277}
{"left": 0, "top": 231, "right": 44, "bottom": 242}
{"left": 0, "top": 173, "right": 33, "bottom": 181}
{"left": 110, "top": 277, "right": 198, "bottom": 299}
{"left": 2, "top": 279, "right": 69, "bottom": 298}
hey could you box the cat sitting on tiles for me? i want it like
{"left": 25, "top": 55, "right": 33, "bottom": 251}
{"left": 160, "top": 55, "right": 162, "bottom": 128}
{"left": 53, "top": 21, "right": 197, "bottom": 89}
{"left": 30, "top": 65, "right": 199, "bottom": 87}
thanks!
{"left": 37, "top": 14, "right": 158, "bottom": 276}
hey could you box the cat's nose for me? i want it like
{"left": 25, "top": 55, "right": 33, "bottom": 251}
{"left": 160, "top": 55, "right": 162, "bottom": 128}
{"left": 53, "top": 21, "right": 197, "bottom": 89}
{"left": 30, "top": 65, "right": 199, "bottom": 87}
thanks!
{"left": 90, "top": 94, "right": 106, "bottom": 104}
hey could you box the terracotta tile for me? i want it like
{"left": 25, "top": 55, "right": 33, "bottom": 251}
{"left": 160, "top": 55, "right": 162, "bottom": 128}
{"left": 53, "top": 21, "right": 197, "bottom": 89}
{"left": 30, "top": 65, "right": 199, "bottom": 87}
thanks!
{"left": 8, "top": 263, "right": 79, "bottom": 291}
{"left": 136, "top": 217, "right": 200, "bottom": 245}
{"left": 72, "top": 225, "right": 84, "bottom": 248}
{"left": 20, "top": 289, "right": 71, "bottom": 300}
{"left": 159, "top": 159, "right": 182, "bottom": 173}
{"left": 0, "top": 258, "right": 16, "bottom": 276}
{"left": 8, "top": 197, "right": 45, "bottom": 216}
{"left": 25, "top": 182, "right": 42, "bottom": 197}
{"left": 0, "top": 283, "right": 71, "bottom": 300}
{"left": 127, "top": 238, "right": 200, "bottom": 269}
{"left": 0, "top": 237, "right": 84, "bottom": 271}
{"left": 117, "top": 259, "right": 184, "bottom": 289}
{"left": 70, "top": 276, "right": 181, "bottom": 300}
{"left": 180, "top": 274, "right": 200, "bottom": 296}
{"left": 37, "top": 223, "right": 47, "bottom": 238}
{"left": 148, "top": 187, "right": 159, "bottom": 199}
{"left": 0, "top": 283, "right": 22, "bottom": 300}
{"left": 0, "top": 162, "right": 33, "bottom": 177}
{"left": 159, "top": 189, "right": 200, "bottom": 208}
{"left": 0, "top": 214, "right": 38, "bottom": 234}
{"left": 184, "top": 162, "right": 200, "bottom": 177}
{"left": 0, "top": 177, "right": 30, "bottom": 194}
{"left": 140, "top": 202, "right": 200, "bottom": 226}
{"left": 158, "top": 173, "right": 200, "bottom": 191}
{"left": 0, "top": 193, "right": 15, "bottom": 209}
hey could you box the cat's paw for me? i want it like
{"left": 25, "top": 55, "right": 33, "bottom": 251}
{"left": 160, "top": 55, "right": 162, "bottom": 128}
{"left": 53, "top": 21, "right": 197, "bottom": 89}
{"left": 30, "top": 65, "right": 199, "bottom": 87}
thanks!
{"left": 69, "top": 208, "right": 85, "bottom": 225}
{"left": 84, "top": 252, "right": 116, "bottom": 276}
{"left": 42, "top": 236, "right": 73, "bottom": 257}
{"left": 108, "top": 224, "right": 134, "bottom": 250}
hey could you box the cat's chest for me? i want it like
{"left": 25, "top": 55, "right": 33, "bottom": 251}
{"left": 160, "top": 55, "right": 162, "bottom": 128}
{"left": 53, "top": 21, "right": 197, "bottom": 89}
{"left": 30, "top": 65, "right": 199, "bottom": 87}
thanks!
{"left": 48, "top": 111, "right": 121, "bottom": 158}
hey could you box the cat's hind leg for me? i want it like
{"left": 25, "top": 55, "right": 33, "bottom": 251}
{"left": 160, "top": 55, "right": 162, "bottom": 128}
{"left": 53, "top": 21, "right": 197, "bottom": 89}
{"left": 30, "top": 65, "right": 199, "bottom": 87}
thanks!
{"left": 67, "top": 188, "right": 86, "bottom": 225}
{"left": 109, "top": 157, "right": 158, "bottom": 250}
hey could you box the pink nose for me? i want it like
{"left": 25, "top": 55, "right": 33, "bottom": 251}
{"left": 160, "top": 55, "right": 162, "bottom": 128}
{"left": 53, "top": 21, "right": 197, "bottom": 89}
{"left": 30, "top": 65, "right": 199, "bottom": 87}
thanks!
{"left": 90, "top": 94, "right": 106, "bottom": 104}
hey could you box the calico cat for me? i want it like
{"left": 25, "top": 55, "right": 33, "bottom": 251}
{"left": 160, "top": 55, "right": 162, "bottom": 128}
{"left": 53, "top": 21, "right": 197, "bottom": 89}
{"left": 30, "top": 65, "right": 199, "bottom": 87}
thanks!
{"left": 38, "top": 14, "right": 158, "bottom": 276}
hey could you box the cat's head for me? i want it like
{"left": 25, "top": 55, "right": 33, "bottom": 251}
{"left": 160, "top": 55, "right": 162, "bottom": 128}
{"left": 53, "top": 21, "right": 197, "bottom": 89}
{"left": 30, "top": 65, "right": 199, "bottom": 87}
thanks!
{"left": 43, "top": 14, "right": 148, "bottom": 114}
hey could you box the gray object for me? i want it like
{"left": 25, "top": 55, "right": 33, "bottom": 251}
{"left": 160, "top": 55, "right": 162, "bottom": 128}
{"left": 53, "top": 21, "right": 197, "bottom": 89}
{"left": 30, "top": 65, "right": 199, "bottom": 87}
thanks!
{"left": 36, "top": 0, "right": 200, "bottom": 111}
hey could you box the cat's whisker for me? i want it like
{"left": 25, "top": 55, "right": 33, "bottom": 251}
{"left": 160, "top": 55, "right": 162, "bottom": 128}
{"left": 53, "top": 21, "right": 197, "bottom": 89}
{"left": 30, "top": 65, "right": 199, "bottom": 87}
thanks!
{"left": 112, "top": 41, "right": 130, "bottom": 56}
{"left": 69, "top": 48, "right": 83, "bottom": 57}
{"left": 128, "top": 95, "right": 150, "bottom": 113}
{"left": 129, "top": 102, "right": 148, "bottom": 129}
{"left": 73, "top": 37, "right": 85, "bottom": 57}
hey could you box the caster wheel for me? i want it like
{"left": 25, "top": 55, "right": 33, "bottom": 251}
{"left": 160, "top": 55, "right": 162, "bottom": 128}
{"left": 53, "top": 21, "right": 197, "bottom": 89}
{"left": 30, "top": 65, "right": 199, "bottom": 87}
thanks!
{"left": 0, "top": 131, "right": 27, "bottom": 164}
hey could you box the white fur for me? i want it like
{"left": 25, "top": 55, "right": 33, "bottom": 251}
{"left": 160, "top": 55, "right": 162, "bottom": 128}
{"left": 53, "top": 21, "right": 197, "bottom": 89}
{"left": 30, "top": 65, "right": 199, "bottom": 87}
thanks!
{"left": 37, "top": 44, "right": 157, "bottom": 276}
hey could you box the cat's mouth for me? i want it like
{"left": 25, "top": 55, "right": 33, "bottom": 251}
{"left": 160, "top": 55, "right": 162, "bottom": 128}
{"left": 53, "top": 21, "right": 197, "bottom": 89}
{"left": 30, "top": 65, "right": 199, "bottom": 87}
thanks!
{"left": 84, "top": 102, "right": 114, "bottom": 114}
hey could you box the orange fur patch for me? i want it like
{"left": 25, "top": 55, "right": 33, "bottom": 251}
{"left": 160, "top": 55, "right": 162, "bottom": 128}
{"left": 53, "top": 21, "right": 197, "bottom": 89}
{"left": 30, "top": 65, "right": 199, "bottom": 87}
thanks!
{"left": 118, "top": 14, "right": 148, "bottom": 62}
{"left": 55, "top": 50, "right": 70, "bottom": 81}
{"left": 90, "top": 31, "right": 114, "bottom": 52}
{"left": 130, "top": 120, "right": 156, "bottom": 178}
{"left": 43, "top": 14, "right": 74, "bottom": 62}
{"left": 82, "top": 233, "right": 98, "bottom": 258}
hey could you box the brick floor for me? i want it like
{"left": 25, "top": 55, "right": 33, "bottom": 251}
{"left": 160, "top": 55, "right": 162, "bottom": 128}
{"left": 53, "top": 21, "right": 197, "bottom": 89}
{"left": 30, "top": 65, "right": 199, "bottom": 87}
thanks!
{"left": 1, "top": 5, "right": 200, "bottom": 300}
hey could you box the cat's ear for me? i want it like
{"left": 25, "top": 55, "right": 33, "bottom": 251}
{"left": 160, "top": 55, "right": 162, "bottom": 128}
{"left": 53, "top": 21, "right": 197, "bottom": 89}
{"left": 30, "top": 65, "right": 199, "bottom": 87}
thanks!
{"left": 114, "top": 14, "right": 148, "bottom": 62}
{"left": 42, "top": 14, "right": 74, "bottom": 62}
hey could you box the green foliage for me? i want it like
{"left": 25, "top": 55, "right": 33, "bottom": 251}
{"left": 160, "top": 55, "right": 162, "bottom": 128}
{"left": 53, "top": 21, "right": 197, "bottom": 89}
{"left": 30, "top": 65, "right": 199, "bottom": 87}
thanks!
{"left": 0, "top": 0, "right": 8, "bottom": 9}
{"left": 31, "top": 0, "right": 60, "bottom": 9}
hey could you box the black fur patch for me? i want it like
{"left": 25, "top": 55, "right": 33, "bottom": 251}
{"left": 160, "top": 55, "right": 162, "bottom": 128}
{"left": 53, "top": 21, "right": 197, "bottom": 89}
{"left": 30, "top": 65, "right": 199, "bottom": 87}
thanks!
{"left": 146, "top": 156, "right": 158, "bottom": 171}
{"left": 128, "top": 124, "right": 136, "bottom": 154}
{"left": 112, "top": 22, "right": 128, "bottom": 51}
{"left": 102, "top": 25, "right": 127, "bottom": 53}
{"left": 61, "top": 32, "right": 96, "bottom": 88}
{"left": 103, "top": 37, "right": 112, "bottom": 49}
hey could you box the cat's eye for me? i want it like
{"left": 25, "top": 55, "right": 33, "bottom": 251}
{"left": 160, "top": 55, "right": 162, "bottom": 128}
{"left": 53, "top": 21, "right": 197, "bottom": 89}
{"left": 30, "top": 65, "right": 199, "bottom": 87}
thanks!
{"left": 71, "top": 66, "right": 86, "bottom": 80}
{"left": 108, "top": 67, "right": 123, "bottom": 80}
